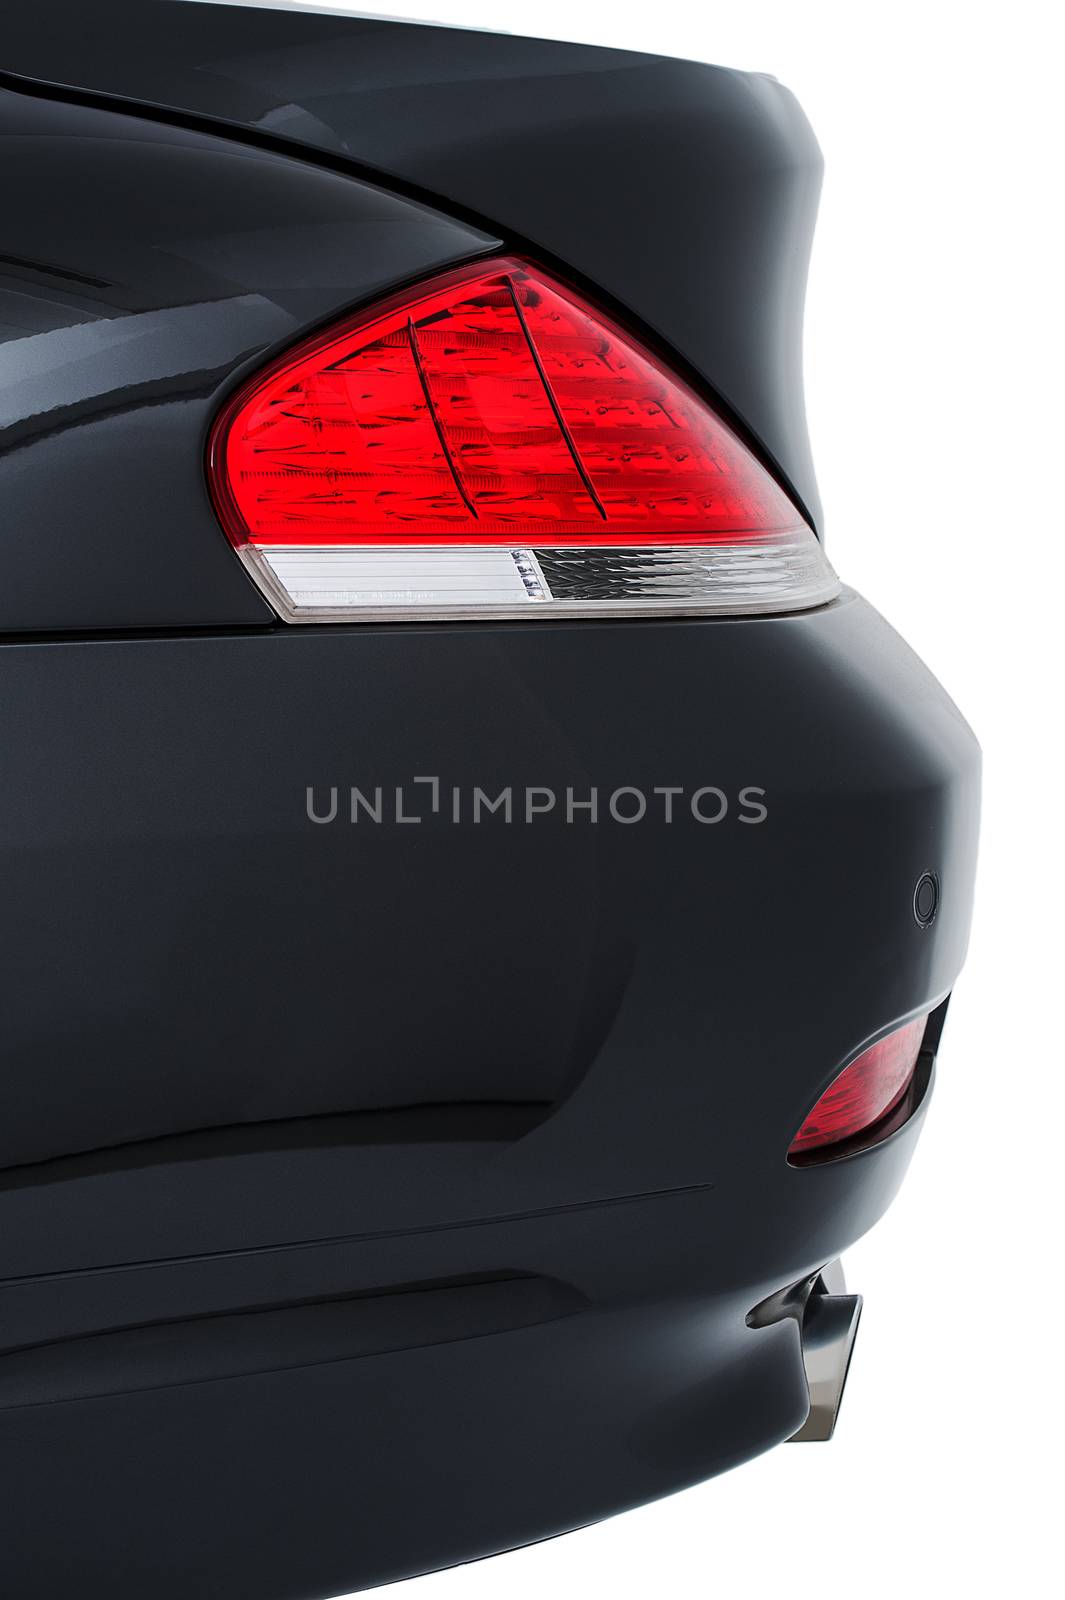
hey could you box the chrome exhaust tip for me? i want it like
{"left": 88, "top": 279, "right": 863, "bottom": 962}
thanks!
{"left": 789, "top": 1260, "right": 862, "bottom": 1442}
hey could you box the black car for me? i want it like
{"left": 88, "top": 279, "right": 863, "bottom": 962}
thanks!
{"left": 0, "top": 4, "right": 980, "bottom": 1596}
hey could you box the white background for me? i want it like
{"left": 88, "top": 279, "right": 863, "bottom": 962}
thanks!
{"left": 285, "top": 3, "right": 1062, "bottom": 1595}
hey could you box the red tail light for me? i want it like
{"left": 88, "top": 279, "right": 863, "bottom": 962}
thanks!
{"left": 208, "top": 258, "right": 838, "bottom": 621}
{"left": 788, "top": 1016, "right": 929, "bottom": 1162}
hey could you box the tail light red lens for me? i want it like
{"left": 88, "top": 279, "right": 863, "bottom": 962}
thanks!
{"left": 214, "top": 257, "right": 803, "bottom": 545}
{"left": 208, "top": 258, "right": 838, "bottom": 622}
{"left": 788, "top": 1016, "right": 929, "bottom": 1162}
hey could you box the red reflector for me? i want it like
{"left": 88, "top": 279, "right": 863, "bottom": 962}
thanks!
{"left": 209, "top": 257, "right": 804, "bottom": 547}
{"left": 788, "top": 1016, "right": 929, "bottom": 1161}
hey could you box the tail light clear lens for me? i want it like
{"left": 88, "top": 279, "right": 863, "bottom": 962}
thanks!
{"left": 788, "top": 1016, "right": 929, "bottom": 1162}
{"left": 208, "top": 258, "right": 838, "bottom": 622}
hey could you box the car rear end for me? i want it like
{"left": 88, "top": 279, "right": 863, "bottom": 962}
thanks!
{"left": 0, "top": 5, "right": 979, "bottom": 1597}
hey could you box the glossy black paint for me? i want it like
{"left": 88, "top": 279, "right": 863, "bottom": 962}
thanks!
{"left": 0, "top": 1127, "right": 924, "bottom": 1599}
{"left": 0, "top": 1189, "right": 812, "bottom": 1597}
{"left": 0, "top": 86, "right": 497, "bottom": 632}
{"left": 0, "top": 587, "right": 978, "bottom": 1594}
{"left": 0, "top": 592, "right": 977, "bottom": 1175}
{"left": 2, "top": 0, "right": 823, "bottom": 526}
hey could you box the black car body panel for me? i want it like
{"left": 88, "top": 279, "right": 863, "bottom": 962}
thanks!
{"left": 0, "top": 594, "right": 976, "bottom": 1177}
{"left": 0, "top": 7, "right": 979, "bottom": 1598}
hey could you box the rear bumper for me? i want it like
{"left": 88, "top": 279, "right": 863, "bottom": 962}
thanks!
{"left": 0, "top": 587, "right": 978, "bottom": 1593}
{"left": 0, "top": 587, "right": 978, "bottom": 1182}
